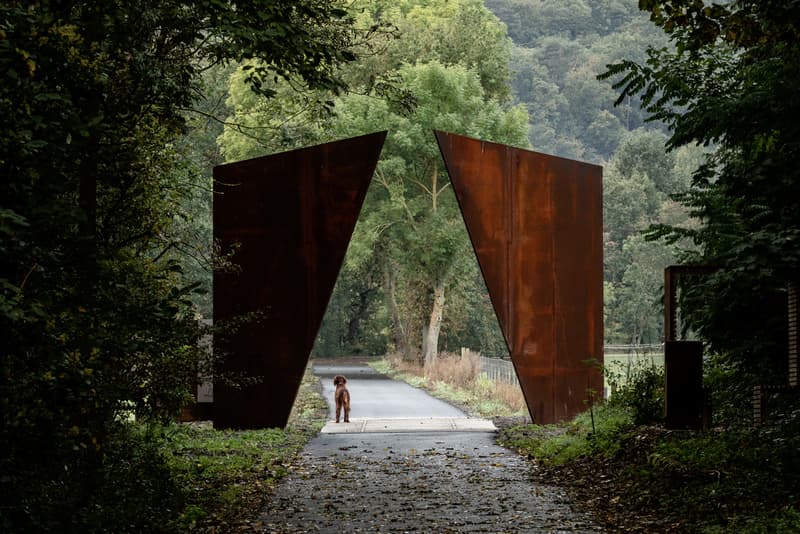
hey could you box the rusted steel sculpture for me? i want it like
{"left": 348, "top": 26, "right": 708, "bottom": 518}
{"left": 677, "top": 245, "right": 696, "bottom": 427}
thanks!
{"left": 435, "top": 131, "right": 603, "bottom": 424}
{"left": 213, "top": 132, "right": 387, "bottom": 429}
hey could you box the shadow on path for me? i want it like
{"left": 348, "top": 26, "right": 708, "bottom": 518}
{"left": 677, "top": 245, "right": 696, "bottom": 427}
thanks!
{"left": 259, "top": 364, "right": 602, "bottom": 532}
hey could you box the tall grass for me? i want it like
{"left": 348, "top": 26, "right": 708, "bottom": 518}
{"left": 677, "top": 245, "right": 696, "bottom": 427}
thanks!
{"left": 424, "top": 350, "right": 481, "bottom": 385}
{"left": 376, "top": 350, "right": 527, "bottom": 416}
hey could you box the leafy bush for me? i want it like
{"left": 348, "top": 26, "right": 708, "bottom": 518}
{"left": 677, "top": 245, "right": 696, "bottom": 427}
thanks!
{"left": 704, "top": 506, "right": 800, "bottom": 534}
{"left": 6, "top": 423, "right": 182, "bottom": 533}
{"left": 607, "top": 361, "right": 665, "bottom": 425}
{"left": 499, "top": 404, "right": 634, "bottom": 465}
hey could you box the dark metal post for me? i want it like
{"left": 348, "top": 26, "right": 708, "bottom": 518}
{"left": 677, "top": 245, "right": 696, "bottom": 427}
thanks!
{"left": 665, "top": 340, "right": 704, "bottom": 429}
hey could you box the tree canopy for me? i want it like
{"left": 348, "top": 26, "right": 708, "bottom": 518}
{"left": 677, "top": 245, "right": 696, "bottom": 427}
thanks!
{"left": 219, "top": 0, "right": 526, "bottom": 364}
{"left": 0, "top": 0, "right": 362, "bottom": 529}
{"left": 602, "top": 0, "right": 800, "bottom": 414}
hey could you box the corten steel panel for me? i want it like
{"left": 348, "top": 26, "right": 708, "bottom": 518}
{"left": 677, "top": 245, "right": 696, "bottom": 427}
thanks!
{"left": 213, "top": 132, "right": 386, "bottom": 429}
{"left": 435, "top": 131, "right": 603, "bottom": 424}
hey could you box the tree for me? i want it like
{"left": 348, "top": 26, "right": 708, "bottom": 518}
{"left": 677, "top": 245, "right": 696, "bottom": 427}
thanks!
{"left": 329, "top": 62, "right": 530, "bottom": 367}
{"left": 0, "top": 0, "right": 362, "bottom": 528}
{"left": 601, "top": 0, "right": 800, "bottom": 415}
{"left": 219, "top": 0, "right": 527, "bottom": 368}
{"left": 602, "top": 127, "right": 691, "bottom": 344}
{"left": 387, "top": 0, "right": 514, "bottom": 100}
{"left": 615, "top": 234, "right": 676, "bottom": 345}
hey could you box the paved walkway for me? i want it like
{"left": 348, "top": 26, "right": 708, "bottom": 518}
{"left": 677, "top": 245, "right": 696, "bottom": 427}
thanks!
{"left": 259, "top": 365, "right": 602, "bottom": 533}
{"left": 321, "top": 417, "right": 497, "bottom": 434}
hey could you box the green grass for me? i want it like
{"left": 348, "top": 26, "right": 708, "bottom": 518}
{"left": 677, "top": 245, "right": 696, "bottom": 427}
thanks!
{"left": 369, "top": 359, "right": 526, "bottom": 417}
{"left": 498, "top": 404, "right": 634, "bottom": 465}
{"left": 163, "top": 365, "right": 328, "bottom": 531}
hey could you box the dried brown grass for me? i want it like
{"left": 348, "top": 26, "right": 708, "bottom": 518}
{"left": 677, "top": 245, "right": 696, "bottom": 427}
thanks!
{"left": 382, "top": 349, "right": 526, "bottom": 415}
{"left": 385, "top": 352, "right": 421, "bottom": 376}
{"left": 424, "top": 350, "right": 481, "bottom": 387}
{"left": 492, "top": 380, "right": 527, "bottom": 413}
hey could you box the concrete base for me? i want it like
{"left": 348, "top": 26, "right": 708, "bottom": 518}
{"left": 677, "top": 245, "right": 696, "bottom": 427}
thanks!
{"left": 321, "top": 417, "right": 496, "bottom": 434}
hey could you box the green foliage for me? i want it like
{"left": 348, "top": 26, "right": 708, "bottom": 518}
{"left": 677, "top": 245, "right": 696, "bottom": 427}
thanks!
{"left": 1, "top": 0, "right": 360, "bottom": 529}
{"left": 7, "top": 422, "right": 183, "bottom": 533}
{"left": 488, "top": 0, "right": 669, "bottom": 160}
{"left": 384, "top": 0, "right": 514, "bottom": 101}
{"left": 634, "top": 425, "right": 800, "bottom": 532}
{"left": 313, "top": 264, "right": 390, "bottom": 356}
{"left": 704, "top": 507, "right": 800, "bottom": 534}
{"left": 607, "top": 359, "right": 665, "bottom": 425}
{"left": 499, "top": 404, "right": 634, "bottom": 466}
{"left": 164, "top": 424, "right": 300, "bottom": 529}
{"left": 602, "top": 0, "right": 800, "bottom": 424}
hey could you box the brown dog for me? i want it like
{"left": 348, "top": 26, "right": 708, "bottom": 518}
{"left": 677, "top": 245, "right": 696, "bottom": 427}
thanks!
{"left": 333, "top": 375, "right": 350, "bottom": 423}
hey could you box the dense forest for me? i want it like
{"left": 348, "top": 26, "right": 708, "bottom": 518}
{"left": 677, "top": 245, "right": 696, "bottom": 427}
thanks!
{"left": 3, "top": 0, "right": 799, "bottom": 530}
{"left": 214, "top": 0, "right": 695, "bottom": 360}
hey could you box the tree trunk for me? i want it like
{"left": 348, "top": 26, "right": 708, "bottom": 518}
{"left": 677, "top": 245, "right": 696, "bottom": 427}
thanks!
{"left": 382, "top": 258, "right": 410, "bottom": 359}
{"left": 345, "top": 286, "right": 375, "bottom": 351}
{"left": 423, "top": 277, "right": 446, "bottom": 369}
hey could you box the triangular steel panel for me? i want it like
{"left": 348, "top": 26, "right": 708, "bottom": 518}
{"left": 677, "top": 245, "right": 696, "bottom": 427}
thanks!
{"left": 213, "top": 132, "right": 386, "bottom": 429}
{"left": 435, "top": 131, "right": 603, "bottom": 424}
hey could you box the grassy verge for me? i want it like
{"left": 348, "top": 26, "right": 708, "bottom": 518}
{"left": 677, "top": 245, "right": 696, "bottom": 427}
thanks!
{"left": 376, "top": 353, "right": 800, "bottom": 532}
{"left": 498, "top": 407, "right": 800, "bottom": 533}
{"left": 163, "top": 365, "right": 327, "bottom": 532}
{"left": 370, "top": 355, "right": 527, "bottom": 417}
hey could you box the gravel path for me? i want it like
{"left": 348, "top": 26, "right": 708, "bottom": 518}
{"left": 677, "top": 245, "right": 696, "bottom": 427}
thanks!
{"left": 260, "top": 430, "right": 603, "bottom": 533}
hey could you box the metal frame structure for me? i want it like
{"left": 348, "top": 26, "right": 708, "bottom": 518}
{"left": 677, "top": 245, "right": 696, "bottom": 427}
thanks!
{"left": 435, "top": 131, "right": 603, "bottom": 424}
{"left": 212, "top": 130, "right": 605, "bottom": 428}
{"left": 212, "top": 132, "right": 386, "bottom": 429}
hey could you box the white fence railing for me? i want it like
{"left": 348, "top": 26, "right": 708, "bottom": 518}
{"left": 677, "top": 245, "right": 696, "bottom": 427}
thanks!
{"left": 604, "top": 344, "right": 663, "bottom": 353}
{"left": 479, "top": 357, "right": 518, "bottom": 386}
{"left": 478, "top": 345, "right": 665, "bottom": 387}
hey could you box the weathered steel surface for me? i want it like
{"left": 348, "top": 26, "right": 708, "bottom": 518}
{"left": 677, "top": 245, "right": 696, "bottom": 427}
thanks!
{"left": 435, "top": 131, "right": 603, "bottom": 424}
{"left": 213, "top": 132, "right": 386, "bottom": 429}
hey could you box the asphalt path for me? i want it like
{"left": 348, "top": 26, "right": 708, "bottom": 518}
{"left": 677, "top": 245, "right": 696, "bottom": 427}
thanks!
{"left": 314, "top": 363, "right": 466, "bottom": 420}
{"left": 259, "top": 364, "right": 602, "bottom": 532}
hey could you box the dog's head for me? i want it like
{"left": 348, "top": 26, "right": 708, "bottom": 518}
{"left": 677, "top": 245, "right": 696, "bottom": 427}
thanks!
{"left": 333, "top": 375, "right": 347, "bottom": 387}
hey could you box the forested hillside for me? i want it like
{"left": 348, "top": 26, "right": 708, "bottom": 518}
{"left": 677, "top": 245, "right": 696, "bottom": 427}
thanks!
{"left": 262, "top": 0, "right": 699, "bottom": 355}
{"left": 489, "top": 0, "right": 664, "bottom": 161}
{"left": 485, "top": 0, "right": 705, "bottom": 346}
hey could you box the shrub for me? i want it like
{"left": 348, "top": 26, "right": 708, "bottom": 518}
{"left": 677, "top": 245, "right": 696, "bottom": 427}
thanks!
{"left": 607, "top": 362, "right": 665, "bottom": 425}
{"left": 6, "top": 423, "right": 182, "bottom": 533}
{"left": 499, "top": 404, "right": 634, "bottom": 465}
{"left": 424, "top": 350, "right": 480, "bottom": 387}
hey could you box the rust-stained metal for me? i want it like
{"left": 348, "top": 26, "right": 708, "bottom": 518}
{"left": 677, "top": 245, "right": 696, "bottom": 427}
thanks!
{"left": 213, "top": 132, "right": 386, "bottom": 429}
{"left": 435, "top": 131, "right": 603, "bottom": 424}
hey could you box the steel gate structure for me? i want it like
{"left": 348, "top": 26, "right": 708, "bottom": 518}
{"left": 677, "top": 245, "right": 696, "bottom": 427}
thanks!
{"left": 213, "top": 132, "right": 387, "bottom": 428}
{"left": 435, "top": 132, "right": 603, "bottom": 424}
{"left": 213, "top": 131, "right": 602, "bottom": 428}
